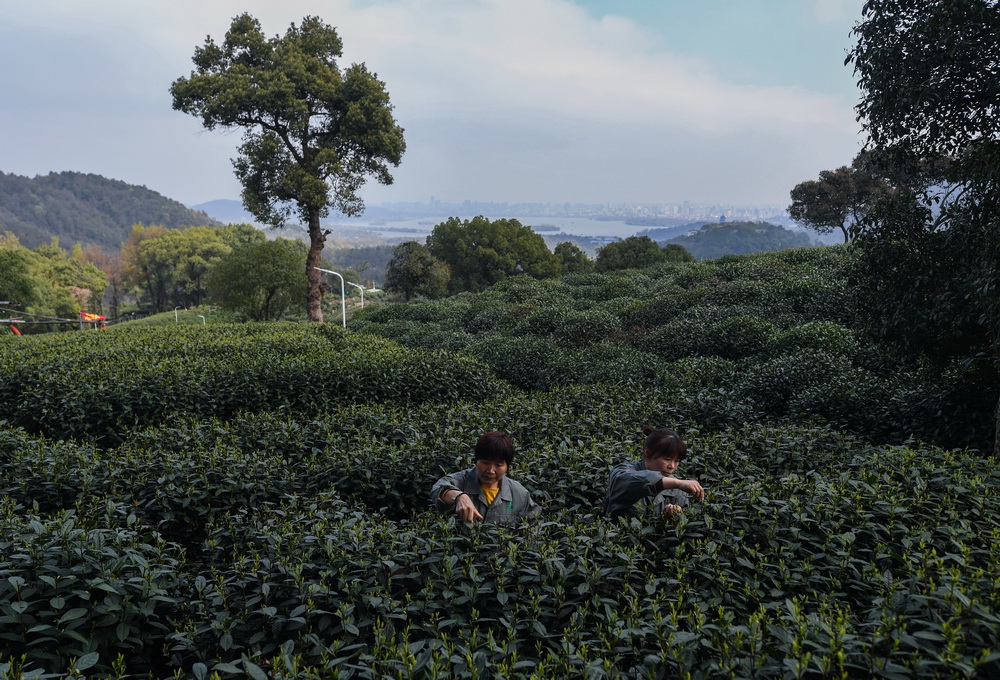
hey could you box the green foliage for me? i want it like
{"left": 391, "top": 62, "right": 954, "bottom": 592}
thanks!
{"left": 849, "top": 0, "right": 1000, "bottom": 452}
{"left": 733, "top": 349, "right": 856, "bottom": 417}
{"left": 2, "top": 391, "right": 1000, "bottom": 677}
{"left": 208, "top": 238, "right": 308, "bottom": 320}
{"left": 466, "top": 335, "right": 561, "bottom": 390}
{"left": 771, "top": 321, "right": 858, "bottom": 357}
{"left": 171, "top": 12, "right": 405, "bottom": 322}
{"left": 427, "top": 216, "right": 561, "bottom": 293}
{"left": 0, "top": 497, "right": 185, "bottom": 674}
{"left": 0, "top": 324, "right": 506, "bottom": 443}
{"left": 384, "top": 241, "right": 450, "bottom": 300}
{"left": 0, "top": 237, "right": 108, "bottom": 326}
{"left": 594, "top": 235, "right": 666, "bottom": 272}
{"left": 0, "top": 171, "right": 223, "bottom": 251}
{"left": 553, "top": 240, "right": 593, "bottom": 274}
{"left": 552, "top": 309, "right": 622, "bottom": 348}
{"left": 788, "top": 156, "right": 892, "bottom": 243}
{"left": 703, "top": 315, "right": 778, "bottom": 360}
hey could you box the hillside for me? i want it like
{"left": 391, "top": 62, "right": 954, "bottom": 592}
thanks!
{"left": 0, "top": 171, "right": 223, "bottom": 250}
{"left": 665, "top": 220, "right": 813, "bottom": 259}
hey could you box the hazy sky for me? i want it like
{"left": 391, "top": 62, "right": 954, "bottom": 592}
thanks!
{"left": 1, "top": 0, "right": 866, "bottom": 210}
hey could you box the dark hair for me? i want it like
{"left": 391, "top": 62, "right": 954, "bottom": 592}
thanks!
{"left": 642, "top": 425, "right": 686, "bottom": 461}
{"left": 475, "top": 430, "right": 515, "bottom": 465}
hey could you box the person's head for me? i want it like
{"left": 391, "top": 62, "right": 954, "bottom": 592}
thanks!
{"left": 474, "top": 430, "right": 514, "bottom": 488}
{"left": 641, "top": 425, "right": 686, "bottom": 476}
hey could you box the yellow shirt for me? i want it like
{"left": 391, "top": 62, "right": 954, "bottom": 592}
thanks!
{"left": 481, "top": 485, "right": 499, "bottom": 505}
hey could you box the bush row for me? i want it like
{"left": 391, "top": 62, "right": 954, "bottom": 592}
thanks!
{"left": 0, "top": 324, "right": 508, "bottom": 443}
{"left": 2, "top": 406, "right": 998, "bottom": 678}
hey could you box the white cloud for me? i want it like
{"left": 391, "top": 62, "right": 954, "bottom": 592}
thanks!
{"left": 1, "top": 0, "right": 863, "bottom": 205}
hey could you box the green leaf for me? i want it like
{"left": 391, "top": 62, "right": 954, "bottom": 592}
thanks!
{"left": 58, "top": 608, "right": 88, "bottom": 624}
{"left": 74, "top": 652, "right": 100, "bottom": 671}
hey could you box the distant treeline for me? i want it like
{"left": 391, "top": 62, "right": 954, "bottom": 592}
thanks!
{"left": 0, "top": 171, "right": 222, "bottom": 250}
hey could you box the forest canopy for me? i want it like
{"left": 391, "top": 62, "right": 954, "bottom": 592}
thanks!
{"left": 0, "top": 171, "right": 222, "bottom": 251}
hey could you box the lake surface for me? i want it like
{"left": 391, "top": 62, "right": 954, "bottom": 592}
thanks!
{"left": 335, "top": 215, "right": 661, "bottom": 240}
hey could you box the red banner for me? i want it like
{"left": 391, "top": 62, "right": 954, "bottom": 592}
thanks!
{"left": 80, "top": 312, "right": 107, "bottom": 321}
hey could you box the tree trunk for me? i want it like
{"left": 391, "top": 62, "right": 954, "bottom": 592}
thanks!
{"left": 306, "top": 207, "right": 327, "bottom": 323}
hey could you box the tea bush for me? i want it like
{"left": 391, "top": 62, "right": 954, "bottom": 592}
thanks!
{"left": 3, "top": 408, "right": 999, "bottom": 678}
{"left": 0, "top": 324, "right": 507, "bottom": 443}
{"left": 2, "top": 243, "right": 998, "bottom": 677}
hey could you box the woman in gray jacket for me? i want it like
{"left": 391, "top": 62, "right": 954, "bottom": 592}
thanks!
{"left": 431, "top": 430, "right": 541, "bottom": 525}
{"left": 604, "top": 425, "right": 705, "bottom": 520}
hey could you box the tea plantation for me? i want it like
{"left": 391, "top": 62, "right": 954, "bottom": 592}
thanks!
{"left": 1, "top": 247, "right": 998, "bottom": 679}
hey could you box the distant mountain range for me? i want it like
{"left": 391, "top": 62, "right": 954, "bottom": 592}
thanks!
{"left": 0, "top": 171, "right": 223, "bottom": 251}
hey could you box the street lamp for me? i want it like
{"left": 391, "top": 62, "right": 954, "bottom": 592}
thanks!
{"left": 346, "top": 281, "right": 365, "bottom": 309}
{"left": 311, "top": 267, "right": 346, "bottom": 327}
{"left": 174, "top": 306, "right": 180, "bottom": 322}
{"left": 197, "top": 314, "right": 206, "bottom": 325}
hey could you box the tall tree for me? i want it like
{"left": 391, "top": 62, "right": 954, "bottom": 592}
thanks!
{"left": 788, "top": 154, "right": 891, "bottom": 243}
{"left": 849, "top": 0, "right": 1000, "bottom": 452}
{"left": 427, "top": 217, "right": 560, "bottom": 293}
{"left": 171, "top": 14, "right": 405, "bottom": 322}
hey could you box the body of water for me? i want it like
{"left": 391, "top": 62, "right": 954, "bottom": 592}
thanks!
{"left": 336, "top": 215, "right": 664, "bottom": 241}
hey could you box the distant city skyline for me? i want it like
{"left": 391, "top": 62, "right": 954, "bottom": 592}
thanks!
{"left": 195, "top": 196, "right": 794, "bottom": 230}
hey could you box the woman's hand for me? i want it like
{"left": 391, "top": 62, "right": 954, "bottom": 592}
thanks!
{"left": 453, "top": 492, "right": 483, "bottom": 523}
{"left": 662, "top": 476, "right": 705, "bottom": 501}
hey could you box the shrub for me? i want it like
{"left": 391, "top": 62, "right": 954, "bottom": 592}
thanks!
{"left": 466, "top": 335, "right": 561, "bottom": 390}
{"left": 771, "top": 321, "right": 859, "bottom": 357}
{"left": 553, "top": 309, "right": 622, "bottom": 348}
{"left": 732, "top": 349, "right": 855, "bottom": 416}
{"left": 702, "top": 315, "right": 779, "bottom": 359}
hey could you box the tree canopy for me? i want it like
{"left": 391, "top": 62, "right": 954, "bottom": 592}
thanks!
{"left": 207, "top": 238, "right": 308, "bottom": 321}
{"left": 595, "top": 235, "right": 694, "bottom": 271}
{"left": 384, "top": 241, "right": 450, "bottom": 301}
{"left": 553, "top": 241, "right": 593, "bottom": 274}
{"left": 848, "top": 0, "right": 1000, "bottom": 451}
{"left": 0, "top": 234, "right": 108, "bottom": 331}
{"left": 0, "top": 171, "right": 222, "bottom": 251}
{"left": 426, "top": 216, "right": 560, "bottom": 293}
{"left": 788, "top": 155, "right": 892, "bottom": 243}
{"left": 171, "top": 13, "right": 406, "bottom": 322}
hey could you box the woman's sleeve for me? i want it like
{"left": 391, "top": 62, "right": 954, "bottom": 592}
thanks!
{"left": 430, "top": 470, "right": 465, "bottom": 511}
{"left": 605, "top": 465, "right": 663, "bottom": 517}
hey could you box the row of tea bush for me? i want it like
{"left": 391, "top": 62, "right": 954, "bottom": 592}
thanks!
{"left": 352, "top": 247, "right": 995, "bottom": 453}
{"left": 2, "top": 380, "right": 999, "bottom": 678}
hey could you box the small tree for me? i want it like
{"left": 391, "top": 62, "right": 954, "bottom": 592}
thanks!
{"left": 384, "top": 241, "right": 450, "bottom": 300}
{"left": 171, "top": 14, "right": 405, "bottom": 322}
{"left": 207, "top": 238, "right": 308, "bottom": 320}
{"left": 788, "top": 154, "right": 890, "bottom": 243}
{"left": 595, "top": 236, "right": 663, "bottom": 272}
{"left": 553, "top": 241, "right": 593, "bottom": 274}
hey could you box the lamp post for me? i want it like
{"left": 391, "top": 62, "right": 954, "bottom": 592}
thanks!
{"left": 197, "top": 314, "right": 206, "bottom": 326}
{"left": 311, "top": 267, "right": 346, "bottom": 327}
{"left": 346, "top": 281, "right": 365, "bottom": 309}
{"left": 174, "top": 306, "right": 180, "bottom": 322}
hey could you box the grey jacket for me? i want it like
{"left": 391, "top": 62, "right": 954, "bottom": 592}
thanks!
{"left": 431, "top": 468, "right": 541, "bottom": 525}
{"left": 604, "top": 460, "right": 689, "bottom": 519}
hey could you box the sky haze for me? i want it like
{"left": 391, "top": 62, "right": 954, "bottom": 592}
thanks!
{"left": 0, "top": 0, "right": 866, "bottom": 211}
